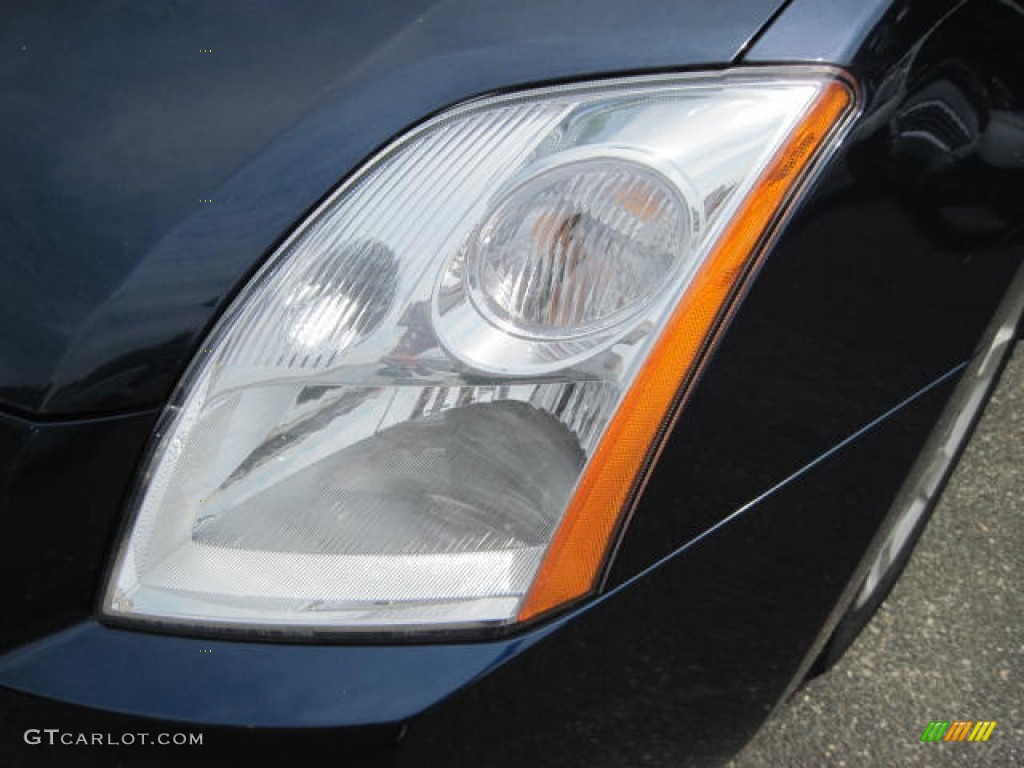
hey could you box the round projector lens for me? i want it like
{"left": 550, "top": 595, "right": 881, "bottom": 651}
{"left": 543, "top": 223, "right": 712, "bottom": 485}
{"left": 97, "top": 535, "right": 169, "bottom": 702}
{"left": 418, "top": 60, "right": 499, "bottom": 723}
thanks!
{"left": 466, "top": 158, "right": 690, "bottom": 340}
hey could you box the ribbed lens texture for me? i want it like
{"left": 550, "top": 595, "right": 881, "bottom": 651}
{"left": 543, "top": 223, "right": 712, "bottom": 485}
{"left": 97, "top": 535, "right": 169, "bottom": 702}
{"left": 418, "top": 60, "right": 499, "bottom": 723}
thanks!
{"left": 218, "top": 103, "right": 569, "bottom": 377}
{"left": 470, "top": 162, "right": 687, "bottom": 337}
{"left": 193, "top": 400, "right": 582, "bottom": 555}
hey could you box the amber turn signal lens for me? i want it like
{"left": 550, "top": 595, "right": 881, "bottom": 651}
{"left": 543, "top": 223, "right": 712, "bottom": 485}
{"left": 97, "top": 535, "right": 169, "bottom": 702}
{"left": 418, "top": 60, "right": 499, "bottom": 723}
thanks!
{"left": 518, "top": 80, "right": 854, "bottom": 622}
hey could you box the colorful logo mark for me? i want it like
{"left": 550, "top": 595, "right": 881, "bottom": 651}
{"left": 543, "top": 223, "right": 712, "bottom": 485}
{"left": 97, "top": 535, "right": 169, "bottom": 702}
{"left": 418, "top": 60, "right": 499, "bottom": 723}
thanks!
{"left": 921, "top": 720, "right": 997, "bottom": 742}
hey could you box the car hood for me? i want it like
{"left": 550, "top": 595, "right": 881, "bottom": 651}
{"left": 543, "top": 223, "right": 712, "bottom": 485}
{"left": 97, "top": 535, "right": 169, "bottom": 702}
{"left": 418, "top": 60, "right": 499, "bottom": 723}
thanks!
{"left": 0, "top": 0, "right": 784, "bottom": 416}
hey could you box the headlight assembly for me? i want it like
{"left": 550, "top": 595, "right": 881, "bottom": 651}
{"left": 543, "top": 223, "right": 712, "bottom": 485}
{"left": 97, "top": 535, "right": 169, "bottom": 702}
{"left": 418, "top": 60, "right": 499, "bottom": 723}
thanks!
{"left": 103, "top": 68, "right": 855, "bottom": 634}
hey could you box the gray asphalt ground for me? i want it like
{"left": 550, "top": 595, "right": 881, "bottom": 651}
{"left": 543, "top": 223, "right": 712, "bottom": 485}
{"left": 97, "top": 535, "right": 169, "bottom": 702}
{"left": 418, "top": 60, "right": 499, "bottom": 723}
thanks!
{"left": 727, "top": 347, "right": 1023, "bottom": 768}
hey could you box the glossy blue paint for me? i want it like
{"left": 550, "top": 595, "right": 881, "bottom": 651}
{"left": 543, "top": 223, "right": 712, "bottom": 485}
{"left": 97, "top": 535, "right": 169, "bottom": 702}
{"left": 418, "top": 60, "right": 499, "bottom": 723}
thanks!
{"left": 743, "top": 0, "right": 900, "bottom": 64}
{"left": 0, "top": 0, "right": 783, "bottom": 417}
{"left": 0, "top": 621, "right": 552, "bottom": 727}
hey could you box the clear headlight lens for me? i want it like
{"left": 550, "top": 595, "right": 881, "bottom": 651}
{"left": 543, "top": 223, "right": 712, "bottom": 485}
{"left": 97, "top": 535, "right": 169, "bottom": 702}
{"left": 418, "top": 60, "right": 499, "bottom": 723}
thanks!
{"left": 104, "top": 69, "right": 853, "bottom": 633}
{"left": 466, "top": 158, "right": 690, "bottom": 338}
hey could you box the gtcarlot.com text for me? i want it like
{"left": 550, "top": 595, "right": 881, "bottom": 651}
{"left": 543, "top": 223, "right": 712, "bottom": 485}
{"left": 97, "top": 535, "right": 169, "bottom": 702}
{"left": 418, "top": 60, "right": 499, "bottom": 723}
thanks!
{"left": 24, "top": 728, "right": 203, "bottom": 746}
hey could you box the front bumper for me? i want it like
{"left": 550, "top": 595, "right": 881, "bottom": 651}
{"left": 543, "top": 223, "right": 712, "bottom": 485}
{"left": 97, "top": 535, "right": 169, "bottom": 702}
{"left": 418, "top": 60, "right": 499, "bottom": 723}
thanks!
{"left": 0, "top": 368, "right": 956, "bottom": 766}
